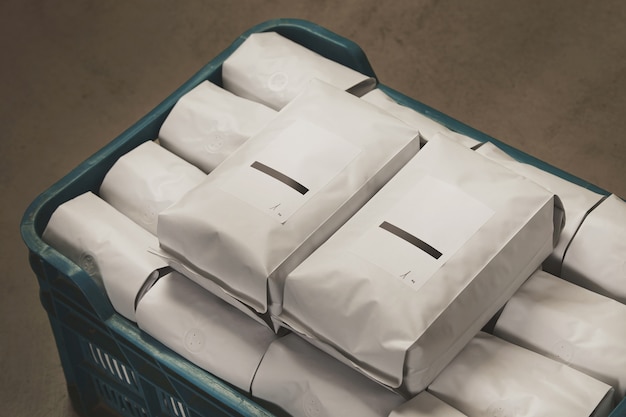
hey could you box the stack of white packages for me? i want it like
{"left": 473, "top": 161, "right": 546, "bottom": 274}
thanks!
{"left": 389, "top": 391, "right": 467, "bottom": 417}
{"left": 277, "top": 134, "right": 563, "bottom": 394}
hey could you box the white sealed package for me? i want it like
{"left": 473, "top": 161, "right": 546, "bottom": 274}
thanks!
{"left": 428, "top": 332, "right": 615, "bottom": 417}
{"left": 494, "top": 269, "right": 626, "bottom": 401}
{"left": 277, "top": 134, "right": 563, "bottom": 394}
{"left": 158, "top": 81, "right": 277, "bottom": 173}
{"left": 389, "top": 391, "right": 467, "bottom": 417}
{"left": 99, "top": 141, "right": 206, "bottom": 235}
{"left": 157, "top": 79, "right": 420, "bottom": 318}
{"left": 222, "top": 31, "right": 375, "bottom": 110}
{"left": 42, "top": 192, "right": 168, "bottom": 322}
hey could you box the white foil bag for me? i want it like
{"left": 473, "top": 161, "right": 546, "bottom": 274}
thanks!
{"left": 494, "top": 269, "right": 626, "bottom": 401}
{"left": 428, "top": 332, "right": 615, "bottom": 417}
{"left": 476, "top": 141, "right": 605, "bottom": 275}
{"left": 99, "top": 141, "right": 206, "bottom": 235}
{"left": 389, "top": 391, "right": 467, "bottom": 417}
{"left": 158, "top": 79, "right": 420, "bottom": 318}
{"left": 42, "top": 192, "right": 168, "bottom": 322}
{"left": 222, "top": 31, "right": 375, "bottom": 110}
{"left": 277, "top": 134, "right": 563, "bottom": 394}
{"left": 561, "top": 194, "right": 626, "bottom": 304}
{"left": 158, "top": 81, "right": 277, "bottom": 173}
{"left": 250, "top": 333, "right": 405, "bottom": 417}
{"left": 135, "top": 272, "right": 276, "bottom": 392}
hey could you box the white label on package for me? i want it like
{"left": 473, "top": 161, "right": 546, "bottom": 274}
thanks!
{"left": 222, "top": 119, "right": 361, "bottom": 223}
{"left": 351, "top": 176, "right": 494, "bottom": 291}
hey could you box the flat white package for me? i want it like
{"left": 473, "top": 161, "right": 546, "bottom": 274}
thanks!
{"left": 99, "top": 141, "right": 206, "bottom": 235}
{"left": 561, "top": 194, "right": 626, "bottom": 303}
{"left": 158, "top": 81, "right": 277, "bottom": 173}
{"left": 158, "top": 79, "right": 420, "bottom": 318}
{"left": 476, "top": 141, "right": 605, "bottom": 275}
{"left": 428, "top": 332, "right": 615, "bottom": 417}
{"left": 222, "top": 31, "right": 375, "bottom": 110}
{"left": 250, "top": 333, "right": 404, "bottom": 417}
{"left": 277, "top": 135, "right": 563, "bottom": 394}
{"left": 389, "top": 391, "right": 467, "bottom": 417}
{"left": 493, "top": 269, "right": 626, "bottom": 401}
{"left": 135, "top": 271, "right": 276, "bottom": 392}
{"left": 42, "top": 192, "right": 168, "bottom": 321}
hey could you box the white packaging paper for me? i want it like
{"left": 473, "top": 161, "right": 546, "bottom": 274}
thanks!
{"left": 135, "top": 272, "right": 276, "bottom": 392}
{"left": 389, "top": 391, "right": 467, "bottom": 417}
{"left": 428, "top": 332, "right": 615, "bottom": 417}
{"left": 251, "top": 333, "right": 405, "bottom": 417}
{"left": 158, "top": 81, "right": 277, "bottom": 173}
{"left": 222, "top": 31, "right": 375, "bottom": 110}
{"left": 42, "top": 192, "right": 168, "bottom": 322}
{"left": 158, "top": 79, "right": 420, "bottom": 317}
{"left": 277, "top": 135, "right": 562, "bottom": 394}
{"left": 476, "top": 141, "right": 605, "bottom": 275}
{"left": 493, "top": 269, "right": 626, "bottom": 401}
{"left": 561, "top": 194, "right": 626, "bottom": 303}
{"left": 99, "top": 141, "right": 206, "bottom": 235}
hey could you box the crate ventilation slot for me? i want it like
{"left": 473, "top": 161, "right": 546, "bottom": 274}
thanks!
{"left": 92, "top": 375, "right": 148, "bottom": 417}
{"left": 159, "top": 389, "right": 189, "bottom": 417}
{"left": 87, "top": 341, "right": 137, "bottom": 388}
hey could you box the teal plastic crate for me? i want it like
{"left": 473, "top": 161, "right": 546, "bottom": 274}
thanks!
{"left": 20, "top": 18, "right": 625, "bottom": 417}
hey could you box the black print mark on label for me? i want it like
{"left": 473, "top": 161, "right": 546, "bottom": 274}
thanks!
{"left": 251, "top": 161, "right": 309, "bottom": 195}
{"left": 379, "top": 221, "right": 442, "bottom": 260}
{"left": 399, "top": 270, "right": 411, "bottom": 279}
{"left": 269, "top": 203, "right": 283, "bottom": 217}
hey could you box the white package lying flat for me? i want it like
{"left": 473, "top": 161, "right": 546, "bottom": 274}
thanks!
{"left": 251, "top": 333, "right": 405, "bottom": 417}
{"left": 158, "top": 79, "right": 420, "bottom": 317}
{"left": 222, "top": 31, "right": 375, "bottom": 110}
{"left": 493, "top": 269, "right": 626, "bottom": 401}
{"left": 135, "top": 272, "right": 276, "bottom": 392}
{"left": 361, "top": 89, "right": 481, "bottom": 148}
{"left": 476, "top": 141, "right": 605, "bottom": 275}
{"left": 428, "top": 332, "right": 615, "bottom": 417}
{"left": 99, "top": 141, "right": 206, "bottom": 235}
{"left": 158, "top": 81, "right": 277, "bottom": 173}
{"left": 278, "top": 135, "right": 563, "bottom": 394}
{"left": 561, "top": 194, "right": 626, "bottom": 303}
{"left": 42, "top": 192, "right": 168, "bottom": 322}
{"left": 389, "top": 391, "right": 467, "bottom": 417}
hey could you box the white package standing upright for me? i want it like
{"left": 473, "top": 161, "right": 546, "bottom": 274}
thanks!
{"left": 250, "top": 333, "right": 405, "bottom": 417}
{"left": 561, "top": 194, "right": 626, "bottom": 304}
{"left": 222, "top": 31, "right": 375, "bottom": 110}
{"left": 428, "top": 332, "right": 615, "bottom": 417}
{"left": 158, "top": 81, "right": 277, "bottom": 173}
{"left": 135, "top": 272, "right": 277, "bottom": 393}
{"left": 493, "top": 269, "right": 626, "bottom": 401}
{"left": 157, "top": 79, "right": 420, "bottom": 319}
{"left": 277, "top": 135, "right": 563, "bottom": 394}
{"left": 99, "top": 141, "right": 206, "bottom": 235}
{"left": 389, "top": 391, "right": 467, "bottom": 417}
{"left": 42, "top": 192, "right": 168, "bottom": 322}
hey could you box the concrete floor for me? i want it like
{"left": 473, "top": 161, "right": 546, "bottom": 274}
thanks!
{"left": 2, "top": 1, "right": 625, "bottom": 416}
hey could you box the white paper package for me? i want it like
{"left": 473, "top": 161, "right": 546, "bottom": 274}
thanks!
{"left": 493, "top": 269, "right": 626, "bottom": 401}
{"left": 222, "top": 31, "right": 375, "bottom": 110}
{"left": 158, "top": 81, "right": 277, "bottom": 173}
{"left": 476, "top": 141, "right": 605, "bottom": 275}
{"left": 561, "top": 194, "right": 626, "bottom": 304}
{"left": 277, "top": 135, "right": 563, "bottom": 394}
{"left": 135, "top": 271, "right": 276, "bottom": 392}
{"left": 389, "top": 391, "right": 467, "bottom": 417}
{"left": 250, "top": 333, "right": 405, "bottom": 417}
{"left": 99, "top": 141, "right": 206, "bottom": 235}
{"left": 428, "top": 332, "right": 615, "bottom": 417}
{"left": 42, "top": 192, "right": 168, "bottom": 322}
{"left": 157, "top": 79, "right": 420, "bottom": 318}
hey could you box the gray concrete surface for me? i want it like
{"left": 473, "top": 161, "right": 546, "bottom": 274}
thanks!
{"left": 1, "top": 1, "right": 625, "bottom": 416}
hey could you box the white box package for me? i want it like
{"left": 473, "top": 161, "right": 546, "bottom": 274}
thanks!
{"left": 222, "top": 31, "right": 375, "bottom": 110}
{"left": 99, "top": 141, "right": 206, "bottom": 235}
{"left": 561, "top": 194, "right": 626, "bottom": 304}
{"left": 277, "top": 135, "right": 563, "bottom": 394}
{"left": 250, "top": 333, "right": 405, "bottom": 417}
{"left": 428, "top": 332, "right": 615, "bottom": 417}
{"left": 42, "top": 192, "right": 168, "bottom": 322}
{"left": 157, "top": 79, "right": 420, "bottom": 318}
{"left": 476, "top": 141, "right": 605, "bottom": 275}
{"left": 494, "top": 269, "right": 626, "bottom": 401}
{"left": 135, "top": 271, "right": 277, "bottom": 392}
{"left": 389, "top": 391, "right": 467, "bottom": 417}
{"left": 158, "top": 81, "right": 277, "bottom": 173}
